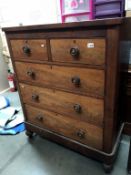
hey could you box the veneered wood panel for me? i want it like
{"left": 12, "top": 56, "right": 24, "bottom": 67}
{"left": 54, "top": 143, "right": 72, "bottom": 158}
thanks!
{"left": 15, "top": 62, "right": 105, "bottom": 97}
{"left": 103, "top": 28, "right": 120, "bottom": 153}
{"left": 20, "top": 83, "right": 104, "bottom": 127}
{"left": 51, "top": 39, "right": 105, "bottom": 65}
{"left": 25, "top": 104, "right": 103, "bottom": 150}
{"left": 10, "top": 39, "right": 48, "bottom": 61}
{"left": 2, "top": 18, "right": 123, "bottom": 32}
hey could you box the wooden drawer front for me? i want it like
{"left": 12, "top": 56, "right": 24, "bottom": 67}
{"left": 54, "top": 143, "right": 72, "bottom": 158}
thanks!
{"left": 50, "top": 39, "right": 105, "bottom": 65}
{"left": 15, "top": 62, "right": 104, "bottom": 97}
{"left": 25, "top": 104, "right": 103, "bottom": 150}
{"left": 20, "top": 83, "right": 104, "bottom": 127}
{"left": 10, "top": 39, "right": 48, "bottom": 61}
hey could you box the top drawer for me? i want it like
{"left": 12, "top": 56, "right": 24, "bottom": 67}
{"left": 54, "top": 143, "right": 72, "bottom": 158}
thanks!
{"left": 10, "top": 39, "right": 48, "bottom": 61}
{"left": 50, "top": 39, "right": 105, "bottom": 66}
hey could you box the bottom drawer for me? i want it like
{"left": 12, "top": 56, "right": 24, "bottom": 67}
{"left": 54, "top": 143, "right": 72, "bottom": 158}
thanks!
{"left": 25, "top": 104, "right": 103, "bottom": 150}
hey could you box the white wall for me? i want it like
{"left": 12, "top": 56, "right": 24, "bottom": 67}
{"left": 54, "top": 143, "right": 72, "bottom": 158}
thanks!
{"left": 0, "top": 0, "right": 61, "bottom": 92}
{"left": 0, "top": 0, "right": 61, "bottom": 27}
{"left": 0, "top": 34, "right": 9, "bottom": 92}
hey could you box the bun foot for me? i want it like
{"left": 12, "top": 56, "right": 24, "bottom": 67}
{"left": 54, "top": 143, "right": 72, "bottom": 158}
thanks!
{"left": 128, "top": 170, "right": 131, "bottom": 174}
{"left": 25, "top": 130, "right": 34, "bottom": 139}
{"left": 103, "top": 163, "right": 113, "bottom": 173}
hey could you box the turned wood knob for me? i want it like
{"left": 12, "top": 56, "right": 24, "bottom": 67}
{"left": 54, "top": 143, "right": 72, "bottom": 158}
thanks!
{"left": 71, "top": 76, "right": 80, "bottom": 86}
{"left": 27, "top": 70, "right": 35, "bottom": 77}
{"left": 22, "top": 45, "right": 31, "bottom": 55}
{"left": 77, "top": 130, "right": 85, "bottom": 138}
{"left": 35, "top": 115, "right": 43, "bottom": 122}
{"left": 74, "top": 104, "right": 81, "bottom": 113}
{"left": 32, "top": 94, "right": 39, "bottom": 101}
{"left": 70, "top": 47, "right": 79, "bottom": 57}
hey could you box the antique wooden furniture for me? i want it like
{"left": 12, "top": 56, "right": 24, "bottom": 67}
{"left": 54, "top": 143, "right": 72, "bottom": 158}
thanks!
{"left": 2, "top": 18, "right": 131, "bottom": 173}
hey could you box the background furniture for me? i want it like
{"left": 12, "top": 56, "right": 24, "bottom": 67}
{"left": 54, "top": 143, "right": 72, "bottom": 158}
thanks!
{"left": 60, "top": 0, "right": 93, "bottom": 22}
{"left": 121, "top": 68, "right": 131, "bottom": 135}
{"left": 127, "top": 138, "right": 131, "bottom": 173}
{"left": 119, "top": 22, "right": 131, "bottom": 174}
{"left": 93, "top": 0, "right": 125, "bottom": 19}
{"left": 120, "top": 61, "right": 131, "bottom": 174}
{"left": 120, "top": 38, "right": 131, "bottom": 135}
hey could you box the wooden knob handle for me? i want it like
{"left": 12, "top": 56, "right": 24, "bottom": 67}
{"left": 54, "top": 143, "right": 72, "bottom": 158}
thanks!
{"left": 35, "top": 115, "right": 43, "bottom": 122}
{"left": 22, "top": 45, "right": 31, "bottom": 55}
{"left": 71, "top": 76, "right": 80, "bottom": 86}
{"left": 32, "top": 94, "right": 39, "bottom": 101}
{"left": 27, "top": 70, "right": 35, "bottom": 77}
{"left": 74, "top": 104, "right": 81, "bottom": 113}
{"left": 70, "top": 47, "right": 79, "bottom": 57}
{"left": 77, "top": 130, "right": 85, "bottom": 139}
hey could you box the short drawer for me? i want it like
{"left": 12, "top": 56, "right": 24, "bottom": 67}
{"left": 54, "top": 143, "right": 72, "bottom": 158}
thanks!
{"left": 10, "top": 39, "right": 48, "bottom": 61}
{"left": 15, "top": 62, "right": 104, "bottom": 97}
{"left": 50, "top": 39, "right": 105, "bottom": 66}
{"left": 20, "top": 83, "right": 104, "bottom": 127}
{"left": 25, "top": 104, "right": 103, "bottom": 150}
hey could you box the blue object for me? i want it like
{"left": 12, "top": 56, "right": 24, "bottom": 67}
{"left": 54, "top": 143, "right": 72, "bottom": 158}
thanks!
{"left": 0, "top": 96, "right": 10, "bottom": 109}
{"left": 5, "top": 97, "right": 10, "bottom": 108}
{"left": 0, "top": 123, "right": 25, "bottom": 135}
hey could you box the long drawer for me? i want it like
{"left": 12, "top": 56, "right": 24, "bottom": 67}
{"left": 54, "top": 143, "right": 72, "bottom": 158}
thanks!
{"left": 25, "top": 104, "right": 103, "bottom": 150}
{"left": 50, "top": 39, "right": 105, "bottom": 65}
{"left": 15, "top": 62, "right": 105, "bottom": 97}
{"left": 20, "top": 83, "right": 104, "bottom": 127}
{"left": 10, "top": 39, "right": 48, "bottom": 61}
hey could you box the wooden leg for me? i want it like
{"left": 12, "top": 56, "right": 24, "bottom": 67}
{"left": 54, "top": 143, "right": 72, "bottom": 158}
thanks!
{"left": 103, "top": 163, "right": 113, "bottom": 174}
{"left": 25, "top": 130, "right": 34, "bottom": 139}
{"left": 127, "top": 138, "right": 131, "bottom": 174}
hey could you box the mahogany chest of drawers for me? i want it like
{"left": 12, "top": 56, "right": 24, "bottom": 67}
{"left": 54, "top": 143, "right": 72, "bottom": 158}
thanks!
{"left": 3, "top": 18, "right": 131, "bottom": 173}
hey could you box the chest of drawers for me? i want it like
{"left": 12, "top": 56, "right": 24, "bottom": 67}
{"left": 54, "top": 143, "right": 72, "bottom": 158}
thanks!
{"left": 3, "top": 18, "right": 131, "bottom": 173}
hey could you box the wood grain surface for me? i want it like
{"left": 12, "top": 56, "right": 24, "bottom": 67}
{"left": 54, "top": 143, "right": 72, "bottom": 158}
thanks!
{"left": 10, "top": 39, "right": 48, "bottom": 60}
{"left": 15, "top": 62, "right": 105, "bottom": 98}
{"left": 51, "top": 39, "right": 105, "bottom": 65}
{"left": 20, "top": 83, "right": 104, "bottom": 127}
{"left": 25, "top": 104, "right": 103, "bottom": 150}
